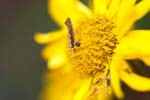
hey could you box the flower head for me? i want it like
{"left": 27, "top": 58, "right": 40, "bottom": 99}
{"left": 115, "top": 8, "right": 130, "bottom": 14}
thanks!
{"left": 35, "top": 0, "right": 150, "bottom": 99}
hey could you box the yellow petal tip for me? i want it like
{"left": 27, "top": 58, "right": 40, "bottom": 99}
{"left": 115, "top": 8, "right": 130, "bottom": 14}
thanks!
{"left": 34, "top": 33, "right": 50, "bottom": 44}
{"left": 48, "top": 54, "right": 67, "bottom": 69}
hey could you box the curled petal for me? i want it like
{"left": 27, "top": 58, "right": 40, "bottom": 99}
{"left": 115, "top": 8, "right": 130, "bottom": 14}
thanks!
{"left": 117, "top": 30, "right": 150, "bottom": 65}
{"left": 121, "top": 70, "right": 150, "bottom": 91}
{"left": 116, "top": 0, "right": 150, "bottom": 39}
{"left": 110, "top": 55, "right": 124, "bottom": 98}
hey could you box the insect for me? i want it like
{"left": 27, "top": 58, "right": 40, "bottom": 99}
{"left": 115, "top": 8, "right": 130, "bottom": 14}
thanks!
{"left": 65, "top": 18, "right": 80, "bottom": 51}
{"left": 106, "top": 69, "right": 111, "bottom": 86}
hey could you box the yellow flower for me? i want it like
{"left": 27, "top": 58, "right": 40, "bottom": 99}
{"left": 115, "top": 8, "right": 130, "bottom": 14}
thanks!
{"left": 35, "top": 0, "right": 150, "bottom": 100}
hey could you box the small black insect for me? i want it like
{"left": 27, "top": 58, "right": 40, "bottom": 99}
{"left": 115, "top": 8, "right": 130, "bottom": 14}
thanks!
{"left": 65, "top": 18, "right": 80, "bottom": 51}
{"left": 74, "top": 42, "right": 81, "bottom": 46}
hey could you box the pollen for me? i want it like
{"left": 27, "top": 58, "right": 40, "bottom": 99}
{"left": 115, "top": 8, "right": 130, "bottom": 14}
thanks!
{"left": 66, "top": 15, "right": 118, "bottom": 77}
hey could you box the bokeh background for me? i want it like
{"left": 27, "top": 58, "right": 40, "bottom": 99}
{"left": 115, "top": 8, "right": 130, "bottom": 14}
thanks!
{"left": 0, "top": 0, "right": 52, "bottom": 100}
{"left": 0, "top": 0, "right": 150, "bottom": 100}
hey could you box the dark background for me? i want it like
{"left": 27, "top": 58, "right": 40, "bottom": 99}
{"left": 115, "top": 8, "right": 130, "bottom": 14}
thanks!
{"left": 0, "top": 0, "right": 54, "bottom": 100}
{"left": 0, "top": 0, "right": 150, "bottom": 100}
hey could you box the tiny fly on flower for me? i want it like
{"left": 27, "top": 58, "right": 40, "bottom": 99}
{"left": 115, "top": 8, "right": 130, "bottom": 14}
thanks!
{"left": 65, "top": 18, "right": 80, "bottom": 51}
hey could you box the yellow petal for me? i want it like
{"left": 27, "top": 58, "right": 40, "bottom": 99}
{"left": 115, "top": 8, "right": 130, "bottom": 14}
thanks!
{"left": 42, "top": 37, "right": 67, "bottom": 69}
{"left": 73, "top": 78, "right": 92, "bottom": 100}
{"left": 116, "top": 0, "right": 136, "bottom": 38}
{"left": 93, "top": 0, "right": 110, "bottom": 14}
{"left": 40, "top": 66, "right": 78, "bottom": 100}
{"left": 131, "top": 0, "right": 150, "bottom": 21}
{"left": 116, "top": 0, "right": 150, "bottom": 39}
{"left": 110, "top": 55, "right": 124, "bottom": 98}
{"left": 139, "top": 56, "right": 150, "bottom": 66}
{"left": 48, "top": 0, "right": 91, "bottom": 27}
{"left": 120, "top": 70, "right": 150, "bottom": 91}
{"left": 117, "top": 0, "right": 150, "bottom": 39}
{"left": 116, "top": 0, "right": 136, "bottom": 26}
{"left": 117, "top": 30, "right": 150, "bottom": 65}
{"left": 77, "top": 1, "right": 92, "bottom": 16}
{"left": 34, "top": 29, "right": 65, "bottom": 44}
{"left": 108, "top": 0, "right": 121, "bottom": 19}
{"left": 47, "top": 53, "right": 67, "bottom": 69}
{"left": 97, "top": 91, "right": 113, "bottom": 100}
{"left": 84, "top": 85, "right": 113, "bottom": 100}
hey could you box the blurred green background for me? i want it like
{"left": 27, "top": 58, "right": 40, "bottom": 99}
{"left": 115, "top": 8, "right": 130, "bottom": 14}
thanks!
{"left": 0, "top": 0, "right": 150, "bottom": 100}
{"left": 0, "top": 0, "right": 52, "bottom": 100}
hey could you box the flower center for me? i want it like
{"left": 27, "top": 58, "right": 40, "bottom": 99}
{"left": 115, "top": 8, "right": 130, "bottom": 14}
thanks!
{"left": 66, "top": 15, "right": 118, "bottom": 77}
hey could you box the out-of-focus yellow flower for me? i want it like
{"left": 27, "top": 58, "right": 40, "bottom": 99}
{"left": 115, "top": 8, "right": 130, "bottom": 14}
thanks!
{"left": 35, "top": 0, "right": 150, "bottom": 100}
